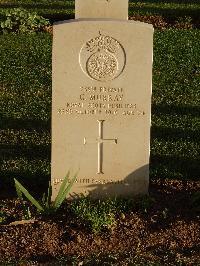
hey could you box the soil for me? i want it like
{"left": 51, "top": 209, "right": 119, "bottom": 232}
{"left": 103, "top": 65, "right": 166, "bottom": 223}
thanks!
{"left": 44, "top": 14, "right": 200, "bottom": 35}
{"left": 0, "top": 179, "right": 200, "bottom": 265}
{"left": 129, "top": 15, "right": 198, "bottom": 30}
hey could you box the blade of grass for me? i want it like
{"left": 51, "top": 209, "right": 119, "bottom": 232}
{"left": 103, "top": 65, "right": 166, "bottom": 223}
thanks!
{"left": 14, "top": 178, "right": 44, "bottom": 212}
{"left": 56, "top": 171, "right": 70, "bottom": 199}
{"left": 53, "top": 171, "right": 70, "bottom": 207}
{"left": 41, "top": 192, "right": 46, "bottom": 206}
{"left": 54, "top": 173, "right": 77, "bottom": 210}
{"left": 46, "top": 181, "right": 52, "bottom": 209}
{"left": 16, "top": 182, "right": 23, "bottom": 200}
{"left": 15, "top": 179, "right": 32, "bottom": 219}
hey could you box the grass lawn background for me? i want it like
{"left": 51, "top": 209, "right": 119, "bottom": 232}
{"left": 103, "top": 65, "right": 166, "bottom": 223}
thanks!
{"left": 0, "top": 2, "right": 199, "bottom": 264}
{"left": 0, "top": 0, "right": 199, "bottom": 23}
{"left": 0, "top": 29, "right": 199, "bottom": 197}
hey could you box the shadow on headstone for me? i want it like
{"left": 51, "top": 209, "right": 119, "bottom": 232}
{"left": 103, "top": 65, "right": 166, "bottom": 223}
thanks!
{"left": 71, "top": 165, "right": 149, "bottom": 199}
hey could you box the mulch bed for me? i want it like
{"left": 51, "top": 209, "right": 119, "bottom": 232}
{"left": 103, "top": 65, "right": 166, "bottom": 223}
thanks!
{"left": 129, "top": 15, "right": 198, "bottom": 29}
{"left": 44, "top": 15, "right": 199, "bottom": 35}
{"left": 0, "top": 179, "right": 200, "bottom": 265}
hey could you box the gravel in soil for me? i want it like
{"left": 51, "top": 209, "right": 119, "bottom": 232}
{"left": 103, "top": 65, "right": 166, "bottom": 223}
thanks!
{"left": 0, "top": 179, "right": 200, "bottom": 265}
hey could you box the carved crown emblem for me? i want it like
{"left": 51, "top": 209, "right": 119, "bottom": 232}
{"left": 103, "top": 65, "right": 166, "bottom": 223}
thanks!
{"left": 86, "top": 32, "right": 120, "bottom": 54}
{"left": 79, "top": 32, "right": 126, "bottom": 82}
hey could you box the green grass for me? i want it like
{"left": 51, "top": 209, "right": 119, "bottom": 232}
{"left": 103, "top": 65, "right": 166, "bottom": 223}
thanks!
{"left": 0, "top": 1, "right": 74, "bottom": 21}
{"left": 129, "top": 1, "right": 200, "bottom": 17}
{"left": 151, "top": 29, "right": 200, "bottom": 180}
{"left": 70, "top": 196, "right": 152, "bottom": 233}
{"left": 0, "top": 253, "right": 163, "bottom": 266}
{"left": 0, "top": 33, "right": 51, "bottom": 195}
{"left": 71, "top": 197, "right": 119, "bottom": 233}
{"left": 0, "top": 29, "right": 199, "bottom": 197}
{"left": 0, "top": 0, "right": 199, "bottom": 22}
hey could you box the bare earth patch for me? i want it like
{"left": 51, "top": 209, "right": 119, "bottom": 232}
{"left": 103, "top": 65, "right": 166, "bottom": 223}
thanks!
{"left": 0, "top": 179, "right": 200, "bottom": 265}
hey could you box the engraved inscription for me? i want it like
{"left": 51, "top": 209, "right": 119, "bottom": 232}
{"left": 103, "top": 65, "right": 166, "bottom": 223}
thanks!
{"left": 84, "top": 120, "right": 117, "bottom": 174}
{"left": 53, "top": 178, "right": 128, "bottom": 186}
{"left": 79, "top": 32, "right": 126, "bottom": 82}
{"left": 57, "top": 86, "right": 145, "bottom": 117}
{"left": 58, "top": 86, "right": 146, "bottom": 119}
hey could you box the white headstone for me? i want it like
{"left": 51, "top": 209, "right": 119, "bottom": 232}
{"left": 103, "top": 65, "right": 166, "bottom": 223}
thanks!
{"left": 51, "top": 0, "right": 153, "bottom": 199}
{"left": 75, "top": 0, "right": 128, "bottom": 20}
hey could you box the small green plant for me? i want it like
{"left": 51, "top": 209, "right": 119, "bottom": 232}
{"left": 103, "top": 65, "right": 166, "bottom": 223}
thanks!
{"left": 162, "top": 207, "right": 169, "bottom": 219}
{"left": 14, "top": 171, "right": 77, "bottom": 217}
{"left": 138, "top": 195, "right": 155, "bottom": 213}
{"left": 71, "top": 197, "right": 119, "bottom": 233}
{"left": 0, "top": 211, "right": 8, "bottom": 225}
{"left": 0, "top": 8, "right": 49, "bottom": 33}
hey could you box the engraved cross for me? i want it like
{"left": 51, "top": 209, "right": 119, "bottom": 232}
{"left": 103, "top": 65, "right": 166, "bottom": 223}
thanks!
{"left": 84, "top": 120, "right": 117, "bottom": 174}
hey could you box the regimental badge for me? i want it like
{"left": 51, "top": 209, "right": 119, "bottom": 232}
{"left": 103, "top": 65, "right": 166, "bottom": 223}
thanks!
{"left": 79, "top": 32, "right": 126, "bottom": 82}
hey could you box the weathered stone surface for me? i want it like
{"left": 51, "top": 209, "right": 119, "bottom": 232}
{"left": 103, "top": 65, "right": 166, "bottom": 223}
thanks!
{"left": 51, "top": 19, "right": 153, "bottom": 199}
{"left": 75, "top": 0, "right": 128, "bottom": 20}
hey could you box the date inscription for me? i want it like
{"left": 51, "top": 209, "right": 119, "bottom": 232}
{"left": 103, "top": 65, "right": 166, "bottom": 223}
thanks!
{"left": 57, "top": 86, "right": 145, "bottom": 117}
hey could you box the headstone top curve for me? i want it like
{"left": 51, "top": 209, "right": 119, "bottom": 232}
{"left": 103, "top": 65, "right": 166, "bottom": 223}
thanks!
{"left": 54, "top": 19, "right": 154, "bottom": 30}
